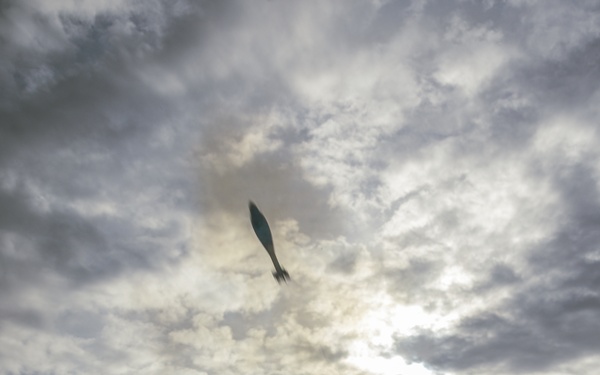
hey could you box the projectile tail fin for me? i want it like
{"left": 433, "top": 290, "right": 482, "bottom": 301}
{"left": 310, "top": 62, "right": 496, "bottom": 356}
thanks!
{"left": 273, "top": 268, "right": 290, "bottom": 284}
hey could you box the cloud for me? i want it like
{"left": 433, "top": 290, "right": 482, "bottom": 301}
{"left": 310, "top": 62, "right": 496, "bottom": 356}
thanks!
{"left": 394, "top": 184, "right": 600, "bottom": 372}
{"left": 385, "top": 3, "right": 600, "bottom": 371}
{"left": 2, "top": 0, "right": 600, "bottom": 374}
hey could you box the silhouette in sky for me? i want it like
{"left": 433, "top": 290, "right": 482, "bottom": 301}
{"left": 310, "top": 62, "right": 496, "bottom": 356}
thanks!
{"left": 249, "top": 201, "right": 290, "bottom": 283}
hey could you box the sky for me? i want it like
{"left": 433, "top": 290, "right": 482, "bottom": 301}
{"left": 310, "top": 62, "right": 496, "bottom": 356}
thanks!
{"left": 1, "top": 0, "right": 600, "bottom": 374}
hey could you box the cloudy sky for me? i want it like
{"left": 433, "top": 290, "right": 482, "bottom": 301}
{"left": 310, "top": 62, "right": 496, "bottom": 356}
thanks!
{"left": 2, "top": 1, "right": 600, "bottom": 374}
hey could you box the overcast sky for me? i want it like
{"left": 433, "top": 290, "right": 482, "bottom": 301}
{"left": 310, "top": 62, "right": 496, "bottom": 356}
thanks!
{"left": 1, "top": 1, "right": 600, "bottom": 374}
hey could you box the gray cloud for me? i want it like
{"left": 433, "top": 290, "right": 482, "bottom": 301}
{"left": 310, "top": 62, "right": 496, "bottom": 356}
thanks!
{"left": 390, "top": 35, "right": 600, "bottom": 371}
{"left": 2, "top": 0, "right": 600, "bottom": 374}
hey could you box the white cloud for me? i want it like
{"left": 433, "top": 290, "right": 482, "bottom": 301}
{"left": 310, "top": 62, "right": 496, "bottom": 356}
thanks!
{"left": 434, "top": 15, "right": 515, "bottom": 96}
{"left": 201, "top": 110, "right": 286, "bottom": 173}
{"left": 533, "top": 113, "right": 600, "bottom": 168}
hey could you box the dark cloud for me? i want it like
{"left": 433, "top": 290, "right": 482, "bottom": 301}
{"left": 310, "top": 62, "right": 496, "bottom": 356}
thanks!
{"left": 385, "top": 258, "right": 444, "bottom": 303}
{"left": 510, "top": 37, "right": 600, "bottom": 114}
{"left": 477, "top": 263, "right": 521, "bottom": 291}
{"left": 0, "top": 3, "right": 199, "bottom": 363}
{"left": 328, "top": 251, "right": 358, "bottom": 274}
{"left": 2, "top": 0, "right": 600, "bottom": 374}
{"left": 294, "top": 340, "right": 350, "bottom": 364}
{"left": 0, "top": 179, "right": 177, "bottom": 294}
{"left": 362, "top": 0, "right": 413, "bottom": 45}
{"left": 0, "top": 1, "right": 182, "bottom": 106}
{"left": 55, "top": 309, "right": 105, "bottom": 339}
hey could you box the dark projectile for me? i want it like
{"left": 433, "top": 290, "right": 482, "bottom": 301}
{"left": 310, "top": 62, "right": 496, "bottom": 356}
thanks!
{"left": 249, "top": 201, "right": 290, "bottom": 283}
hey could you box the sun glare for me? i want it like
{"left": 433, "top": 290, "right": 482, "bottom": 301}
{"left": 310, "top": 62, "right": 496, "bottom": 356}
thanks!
{"left": 346, "top": 340, "right": 433, "bottom": 375}
{"left": 343, "top": 293, "right": 442, "bottom": 374}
